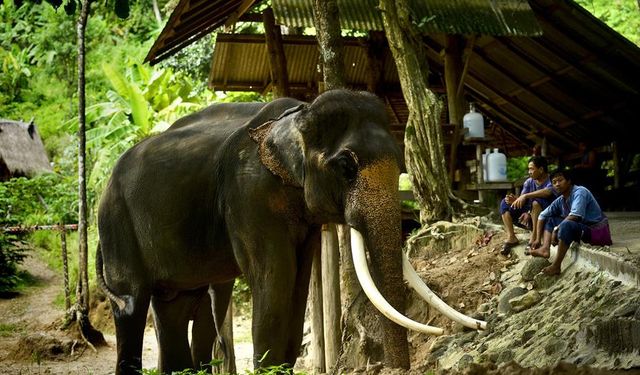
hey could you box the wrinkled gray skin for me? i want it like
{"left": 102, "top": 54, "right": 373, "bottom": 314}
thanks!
{"left": 97, "top": 89, "right": 409, "bottom": 374}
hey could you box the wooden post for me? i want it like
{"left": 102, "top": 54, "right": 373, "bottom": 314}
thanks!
{"left": 365, "top": 31, "right": 386, "bottom": 96}
{"left": 445, "top": 35, "right": 466, "bottom": 186}
{"left": 612, "top": 141, "right": 620, "bottom": 189}
{"left": 59, "top": 224, "right": 71, "bottom": 311}
{"left": 309, "top": 243, "right": 326, "bottom": 373}
{"left": 263, "top": 8, "right": 289, "bottom": 97}
{"left": 321, "top": 224, "right": 341, "bottom": 371}
{"left": 476, "top": 144, "right": 486, "bottom": 202}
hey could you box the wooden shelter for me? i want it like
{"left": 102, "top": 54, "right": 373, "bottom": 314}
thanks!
{"left": 0, "top": 120, "right": 52, "bottom": 181}
{"left": 146, "top": 0, "right": 640, "bottom": 157}
{"left": 143, "top": 1, "right": 640, "bottom": 371}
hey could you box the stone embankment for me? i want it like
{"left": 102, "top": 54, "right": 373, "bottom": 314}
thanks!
{"left": 424, "top": 216, "right": 640, "bottom": 372}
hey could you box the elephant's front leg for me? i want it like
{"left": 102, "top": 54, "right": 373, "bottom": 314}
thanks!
{"left": 238, "top": 238, "right": 303, "bottom": 369}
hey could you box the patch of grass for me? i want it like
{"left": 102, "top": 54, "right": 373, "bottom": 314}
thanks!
{"left": 139, "top": 357, "right": 307, "bottom": 375}
{"left": 0, "top": 323, "right": 19, "bottom": 337}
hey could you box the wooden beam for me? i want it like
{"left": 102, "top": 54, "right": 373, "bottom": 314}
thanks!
{"left": 224, "top": 0, "right": 257, "bottom": 28}
{"left": 444, "top": 34, "right": 465, "bottom": 185}
{"left": 472, "top": 44, "right": 582, "bottom": 126}
{"left": 263, "top": 8, "right": 290, "bottom": 97}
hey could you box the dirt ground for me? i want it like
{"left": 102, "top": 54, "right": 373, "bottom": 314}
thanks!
{"left": 1, "top": 222, "right": 639, "bottom": 374}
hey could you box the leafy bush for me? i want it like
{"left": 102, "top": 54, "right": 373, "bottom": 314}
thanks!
{"left": 0, "top": 233, "right": 28, "bottom": 294}
{"left": 0, "top": 173, "right": 77, "bottom": 294}
{"left": 0, "top": 174, "right": 77, "bottom": 226}
{"left": 507, "top": 156, "right": 529, "bottom": 182}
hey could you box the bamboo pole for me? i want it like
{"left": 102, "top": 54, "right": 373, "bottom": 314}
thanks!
{"left": 310, "top": 243, "right": 326, "bottom": 373}
{"left": 321, "top": 223, "right": 341, "bottom": 371}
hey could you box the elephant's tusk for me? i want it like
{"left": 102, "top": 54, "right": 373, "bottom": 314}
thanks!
{"left": 402, "top": 253, "right": 487, "bottom": 331}
{"left": 350, "top": 228, "right": 444, "bottom": 335}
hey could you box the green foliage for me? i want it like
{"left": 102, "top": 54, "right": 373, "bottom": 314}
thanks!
{"left": 576, "top": 0, "right": 640, "bottom": 46}
{"left": 507, "top": 156, "right": 529, "bottom": 182}
{"left": 63, "top": 62, "right": 215, "bottom": 195}
{"left": 398, "top": 173, "right": 420, "bottom": 211}
{"left": 0, "top": 174, "right": 78, "bottom": 226}
{"left": 233, "top": 276, "right": 252, "bottom": 315}
{"left": 0, "top": 233, "right": 28, "bottom": 294}
{"left": 0, "top": 171, "right": 77, "bottom": 294}
{"left": 139, "top": 357, "right": 306, "bottom": 375}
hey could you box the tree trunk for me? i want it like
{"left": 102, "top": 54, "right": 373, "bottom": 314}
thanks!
{"left": 380, "top": 0, "right": 454, "bottom": 224}
{"left": 74, "top": 0, "right": 106, "bottom": 348}
{"left": 312, "top": 0, "right": 346, "bottom": 89}
{"left": 77, "top": 0, "right": 90, "bottom": 313}
{"left": 311, "top": 2, "right": 348, "bottom": 373}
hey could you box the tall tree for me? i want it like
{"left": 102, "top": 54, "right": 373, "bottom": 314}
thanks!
{"left": 76, "top": 0, "right": 90, "bottom": 313}
{"left": 379, "top": 0, "right": 454, "bottom": 224}
{"left": 312, "top": 0, "right": 346, "bottom": 89}
{"left": 311, "top": 1, "right": 346, "bottom": 372}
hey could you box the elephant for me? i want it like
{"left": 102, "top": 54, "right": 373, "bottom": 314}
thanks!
{"left": 96, "top": 89, "right": 486, "bottom": 375}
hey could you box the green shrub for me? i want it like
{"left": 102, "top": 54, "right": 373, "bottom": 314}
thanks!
{"left": 0, "top": 233, "right": 28, "bottom": 294}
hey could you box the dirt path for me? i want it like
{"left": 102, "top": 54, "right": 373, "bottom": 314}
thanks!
{"left": 0, "top": 251, "right": 256, "bottom": 375}
{"left": 0, "top": 253, "right": 123, "bottom": 374}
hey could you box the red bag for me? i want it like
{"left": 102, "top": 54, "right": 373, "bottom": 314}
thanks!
{"left": 589, "top": 218, "right": 612, "bottom": 246}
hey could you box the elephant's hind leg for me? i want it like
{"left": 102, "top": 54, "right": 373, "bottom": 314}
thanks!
{"left": 189, "top": 289, "right": 216, "bottom": 371}
{"left": 208, "top": 281, "right": 236, "bottom": 373}
{"left": 151, "top": 290, "right": 202, "bottom": 373}
{"left": 112, "top": 291, "right": 151, "bottom": 375}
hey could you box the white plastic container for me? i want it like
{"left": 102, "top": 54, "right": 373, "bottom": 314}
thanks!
{"left": 487, "top": 148, "right": 507, "bottom": 182}
{"left": 463, "top": 103, "right": 485, "bottom": 139}
{"left": 482, "top": 148, "right": 491, "bottom": 181}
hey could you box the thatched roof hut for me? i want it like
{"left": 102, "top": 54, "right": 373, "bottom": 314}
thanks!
{"left": 0, "top": 119, "right": 52, "bottom": 181}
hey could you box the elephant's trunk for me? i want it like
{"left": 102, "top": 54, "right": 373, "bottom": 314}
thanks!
{"left": 346, "top": 158, "right": 486, "bottom": 368}
{"left": 346, "top": 158, "right": 413, "bottom": 368}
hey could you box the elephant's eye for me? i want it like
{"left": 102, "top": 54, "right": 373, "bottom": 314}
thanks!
{"left": 334, "top": 151, "right": 359, "bottom": 183}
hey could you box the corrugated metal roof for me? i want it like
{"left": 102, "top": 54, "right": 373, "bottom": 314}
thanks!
{"left": 145, "top": 0, "right": 254, "bottom": 65}
{"left": 272, "top": 0, "right": 542, "bottom": 36}
{"left": 209, "top": 34, "right": 404, "bottom": 92}
{"left": 207, "top": 0, "right": 640, "bottom": 156}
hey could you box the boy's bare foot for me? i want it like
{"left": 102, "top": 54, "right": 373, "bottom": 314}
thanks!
{"left": 542, "top": 265, "right": 561, "bottom": 275}
{"left": 529, "top": 247, "right": 550, "bottom": 258}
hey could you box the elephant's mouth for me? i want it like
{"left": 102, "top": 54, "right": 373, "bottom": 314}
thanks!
{"left": 350, "top": 228, "right": 487, "bottom": 334}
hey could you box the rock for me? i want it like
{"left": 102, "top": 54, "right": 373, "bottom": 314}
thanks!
{"left": 544, "top": 338, "right": 567, "bottom": 355}
{"left": 456, "top": 354, "right": 474, "bottom": 370}
{"left": 509, "top": 290, "right": 542, "bottom": 313}
{"left": 521, "top": 257, "right": 551, "bottom": 281}
{"left": 533, "top": 271, "right": 558, "bottom": 290}
{"left": 585, "top": 318, "right": 640, "bottom": 353}
{"left": 613, "top": 302, "right": 640, "bottom": 318}
{"left": 498, "top": 286, "right": 528, "bottom": 314}
{"left": 496, "top": 349, "right": 514, "bottom": 364}
{"left": 406, "top": 221, "right": 484, "bottom": 258}
{"left": 428, "top": 335, "right": 454, "bottom": 358}
{"left": 520, "top": 330, "right": 536, "bottom": 345}
{"left": 477, "top": 302, "right": 492, "bottom": 313}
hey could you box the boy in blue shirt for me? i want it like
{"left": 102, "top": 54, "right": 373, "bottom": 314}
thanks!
{"left": 499, "top": 156, "right": 556, "bottom": 255}
{"left": 529, "top": 169, "right": 612, "bottom": 275}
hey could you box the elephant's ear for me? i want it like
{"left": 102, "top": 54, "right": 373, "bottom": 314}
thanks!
{"left": 249, "top": 120, "right": 303, "bottom": 187}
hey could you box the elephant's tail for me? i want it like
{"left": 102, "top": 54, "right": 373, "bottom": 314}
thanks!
{"left": 95, "top": 242, "right": 131, "bottom": 313}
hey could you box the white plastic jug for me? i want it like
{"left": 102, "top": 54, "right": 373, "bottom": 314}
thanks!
{"left": 482, "top": 148, "right": 491, "bottom": 181}
{"left": 463, "top": 103, "right": 485, "bottom": 139}
{"left": 487, "top": 148, "right": 507, "bottom": 182}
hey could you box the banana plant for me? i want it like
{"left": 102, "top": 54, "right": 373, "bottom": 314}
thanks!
{"left": 75, "top": 62, "right": 212, "bottom": 196}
